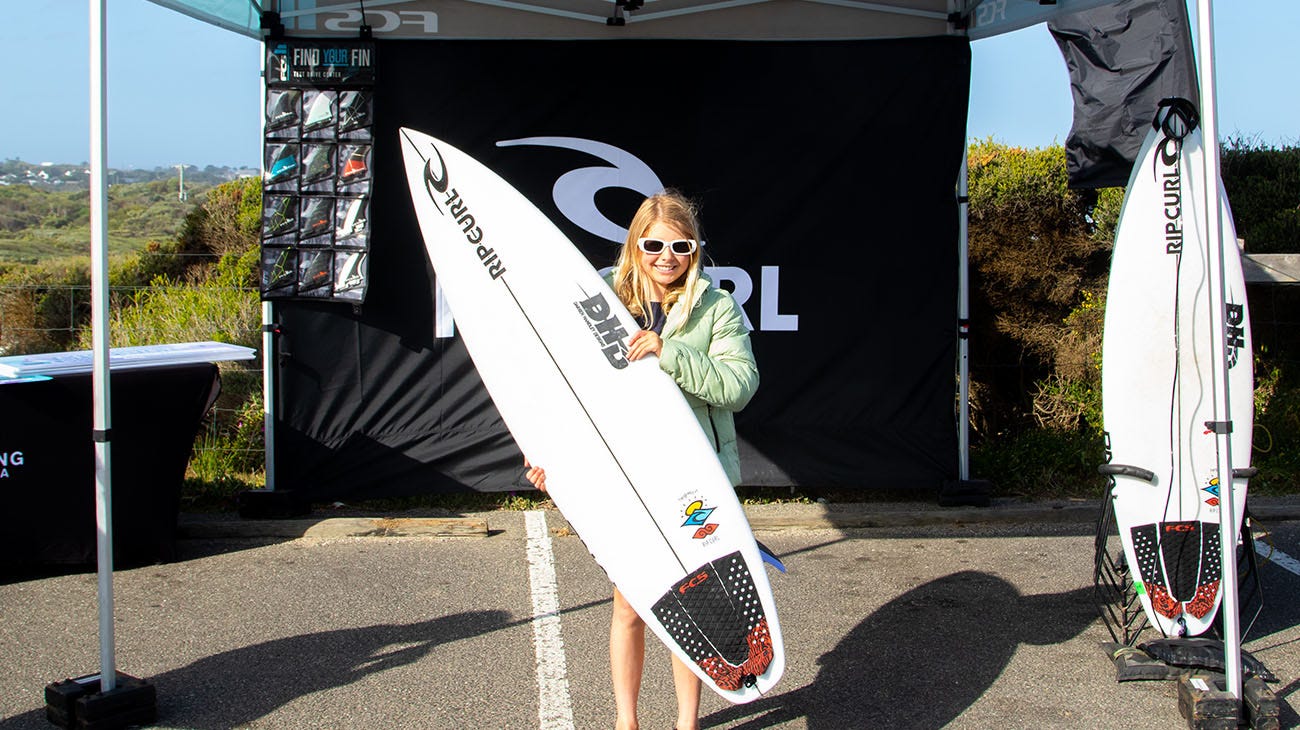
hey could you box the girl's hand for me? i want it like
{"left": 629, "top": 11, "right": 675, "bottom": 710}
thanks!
{"left": 524, "top": 458, "right": 547, "bottom": 493}
{"left": 627, "top": 330, "right": 663, "bottom": 361}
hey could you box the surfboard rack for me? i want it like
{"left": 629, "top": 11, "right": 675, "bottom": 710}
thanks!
{"left": 1099, "top": 640, "right": 1281, "bottom": 730}
{"left": 1097, "top": 463, "right": 1157, "bottom": 484}
{"left": 1091, "top": 480, "right": 1265, "bottom": 648}
{"left": 1093, "top": 481, "right": 1151, "bottom": 645}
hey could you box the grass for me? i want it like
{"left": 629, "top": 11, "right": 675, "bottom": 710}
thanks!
{"left": 0, "top": 230, "right": 162, "bottom": 263}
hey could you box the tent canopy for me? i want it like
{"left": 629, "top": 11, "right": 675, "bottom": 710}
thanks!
{"left": 146, "top": 0, "right": 1120, "bottom": 40}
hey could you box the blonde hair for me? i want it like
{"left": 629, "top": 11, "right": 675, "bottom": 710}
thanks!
{"left": 611, "top": 190, "right": 704, "bottom": 324}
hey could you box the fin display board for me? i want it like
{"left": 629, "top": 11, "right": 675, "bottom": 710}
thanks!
{"left": 400, "top": 128, "right": 783, "bottom": 701}
{"left": 260, "top": 39, "right": 374, "bottom": 303}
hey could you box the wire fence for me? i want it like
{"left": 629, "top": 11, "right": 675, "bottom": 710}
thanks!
{"left": 0, "top": 283, "right": 266, "bottom": 480}
{"left": 4, "top": 280, "right": 1297, "bottom": 481}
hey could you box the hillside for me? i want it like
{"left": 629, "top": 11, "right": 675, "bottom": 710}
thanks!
{"left": 0, "top": 159, "right": 257, "bottom": 190}
{"left": 0, "top": 174, "right": 251, "bottom": 263}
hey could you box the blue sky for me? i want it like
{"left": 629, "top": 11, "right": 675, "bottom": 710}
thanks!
{"left": 1, "top": 0, "right": 1295, "bottom": 169}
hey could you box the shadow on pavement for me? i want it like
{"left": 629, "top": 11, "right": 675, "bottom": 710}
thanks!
{"left": 703, "top": 570, "right": 1096, "bottom": 729}
{"left": 1, "top": 610, "right": 512, "bottom": 730}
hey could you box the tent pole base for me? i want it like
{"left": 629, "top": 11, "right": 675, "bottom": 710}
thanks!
{"left": 237, "top": 488, "right": 310, "bottom": 519}
{"left": 938, "top": 478, "right": 991, "bottom": 507}
{"left": 45, "top": 672, "right": 156, "bottom": 730}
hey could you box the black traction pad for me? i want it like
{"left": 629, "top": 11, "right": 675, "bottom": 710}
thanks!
{"left": 1130, "top": 521, "right": 1222, "bottom": 618}
{"left": 652, "top": 551, "right": 772, "bottom": 690}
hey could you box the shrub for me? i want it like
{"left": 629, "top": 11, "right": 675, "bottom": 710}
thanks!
{"left": 970, "top": 427, "right": 1108, "bottom": 499}
{"left": 965, "top": 140, "right": 1121, "bottom": 437}
{"left": 1252, "top": 353, "right": 1300, "bottom": 495}
{"left": 1031, "top": 289, "right": 1105, "bottom": 434}
{"left": 176, "top": 176, "right": 261, "bottom": 262}
{"left": 1221, "top": 140, "right": 1300, "bottom": 254}
{"left": 0, "top": 259, "right": 92, "bottom": 354}
{"left": 80, "top": 246, "right": 260, "bottom": 351}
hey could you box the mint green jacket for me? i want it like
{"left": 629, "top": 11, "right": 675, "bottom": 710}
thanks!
{"left": 621, "top": 273, "right": 759, "bottom": 485}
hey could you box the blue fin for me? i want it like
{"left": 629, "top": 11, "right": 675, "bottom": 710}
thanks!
{"left": 755, "top": 539, "right": 786, "bottom": 573}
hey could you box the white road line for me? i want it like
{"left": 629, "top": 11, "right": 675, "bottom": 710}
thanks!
{"left": 526, "top": 510, "right": 575, "bottom": 730}
{"left": 1255, "top": 539, "right": 1300, "bottom": 577}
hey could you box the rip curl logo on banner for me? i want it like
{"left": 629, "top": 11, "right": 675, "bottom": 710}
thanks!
{"left": 434, "top": 137, "right": 799, "bottom": 338}
{"left": 0, "top": 450, "right": 24, "bottom": 479}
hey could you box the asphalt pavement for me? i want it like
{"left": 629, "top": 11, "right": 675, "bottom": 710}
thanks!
{"left": 2, "top": 498, "right": 1298, "bottom": 729}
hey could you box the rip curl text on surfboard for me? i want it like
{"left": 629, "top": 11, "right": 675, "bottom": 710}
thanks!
{"left": 419, "top": 144, "right": 507, "bottom": 281}
{"left": 442, "top": 188, "right": 507, "bottom": 280}
{"left": 1156, "top": 136, "right": 1183, "bottom": 255}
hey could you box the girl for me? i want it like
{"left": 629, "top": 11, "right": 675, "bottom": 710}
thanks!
{"left": 526, "top": 190, "right": 758, "bottom": 730}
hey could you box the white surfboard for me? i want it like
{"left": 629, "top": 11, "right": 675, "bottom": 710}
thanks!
{"left": 399, "top": 128, "right": 784, "bottom": 701}
{"left": 1102, "top": 99, "right": 1253, "bottom": 638}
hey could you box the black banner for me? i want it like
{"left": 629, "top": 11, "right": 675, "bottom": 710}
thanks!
{"left": 274, "top": 38, "right": 970, "bottom": 500}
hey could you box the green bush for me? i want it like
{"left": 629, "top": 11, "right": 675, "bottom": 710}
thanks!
{"left": 965, "top": 140, "right": 1121, "bottom": 439}
{"left": 970, "top": 427, "right": 1108, "bottom": 499}
{"left": 967, "top": 140, "right": 1298, "bottom": 497}
{"left": 1251, "top": 353, "right": 1300, "bottom": 495}
{"left": 187, "top": 390, "right": 265, "bottom": 492}
{"left": 177, "top": 176, "right": 262, "bottom": 261}
{"left": 1221, "top": 140, "right": 1300, "bottom": 254}
{"left": 0, "top": 259, "right": 92, "bottom": 354}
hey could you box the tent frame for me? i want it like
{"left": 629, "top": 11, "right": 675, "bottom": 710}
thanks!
{"left": 85, "top": 0, "right": 1244, "bottom": 704}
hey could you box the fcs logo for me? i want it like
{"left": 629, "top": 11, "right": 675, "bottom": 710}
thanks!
{"left": 314, "top": 9, "right": 439, "bottom": 36}
{"left": 679, "top": 571, "right": 710, "bottom": 594}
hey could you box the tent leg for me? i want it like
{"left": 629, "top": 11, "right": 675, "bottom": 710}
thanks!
{"left": 44, "top": 3, "right": 159, "bottom": 727}
{"left": 239, "top": 47, "right": 306, "bottom": 519}
{"left": 942, "top": 146, "right": 991, "bottom": 507}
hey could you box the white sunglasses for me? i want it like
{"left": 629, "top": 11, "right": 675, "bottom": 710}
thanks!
{"left": 638, "top": 237, "right": 698, "bottom": 255}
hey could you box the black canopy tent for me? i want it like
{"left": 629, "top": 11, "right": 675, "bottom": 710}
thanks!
{"left": 74, "top": 0, "right": 1248, "bottom": 700}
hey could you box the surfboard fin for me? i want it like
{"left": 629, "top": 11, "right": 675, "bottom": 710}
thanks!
{"left": 755, "top": 539, "right": 786, "bottom": 574}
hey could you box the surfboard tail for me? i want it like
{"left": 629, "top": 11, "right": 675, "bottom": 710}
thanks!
{"left": 651, "top": 551, "right": 775, "bottom": 692}
{"left": 1131, "top": 520, "right": 1224, "bottom": 630}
